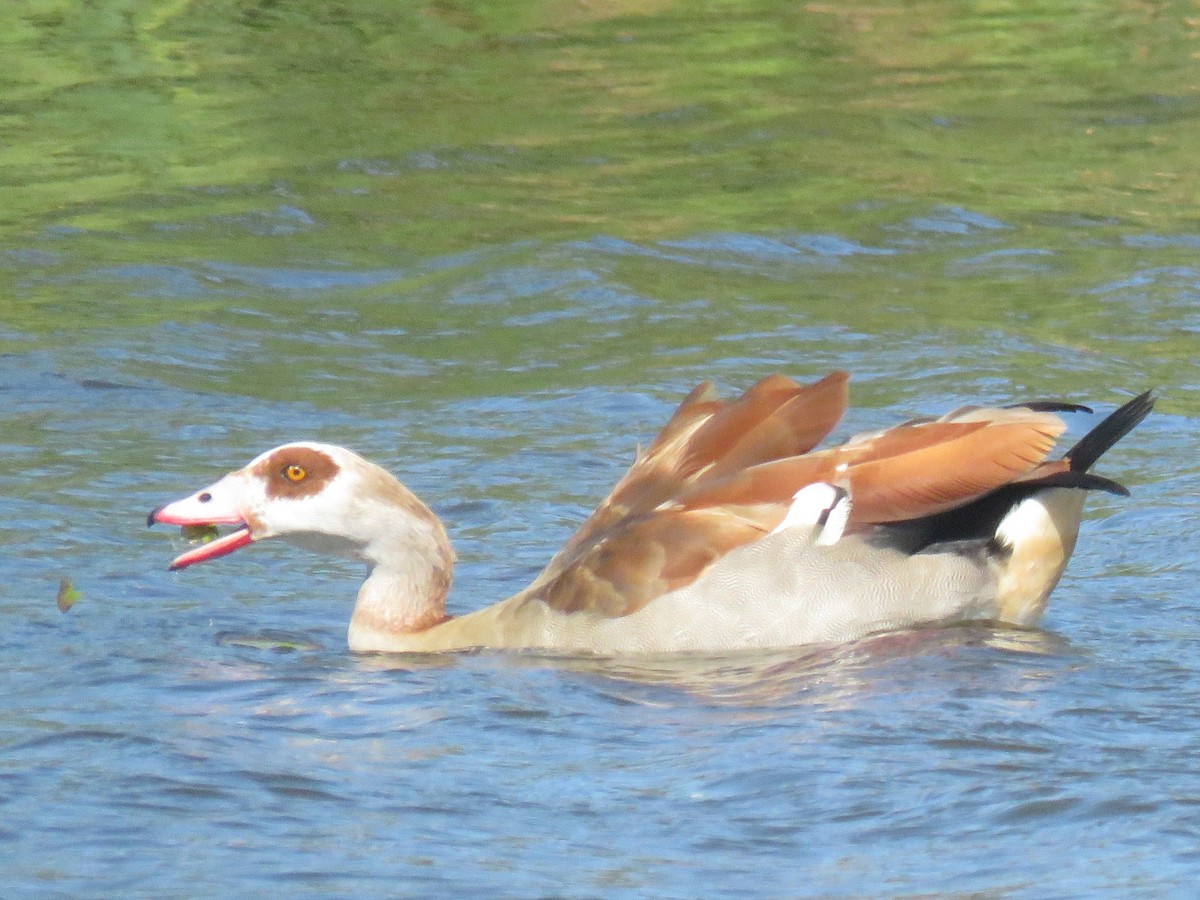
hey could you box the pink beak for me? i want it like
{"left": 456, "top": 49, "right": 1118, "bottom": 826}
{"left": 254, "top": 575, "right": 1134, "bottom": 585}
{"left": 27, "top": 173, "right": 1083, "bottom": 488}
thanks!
{"left": 148, "top": 490, "right": 255, "bottom": 571}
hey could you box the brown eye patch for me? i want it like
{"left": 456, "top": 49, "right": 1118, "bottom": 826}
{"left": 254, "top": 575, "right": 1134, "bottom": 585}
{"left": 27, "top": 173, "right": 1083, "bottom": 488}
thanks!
{"left": 253, "top": 446, "right": 340, "bottom": 499}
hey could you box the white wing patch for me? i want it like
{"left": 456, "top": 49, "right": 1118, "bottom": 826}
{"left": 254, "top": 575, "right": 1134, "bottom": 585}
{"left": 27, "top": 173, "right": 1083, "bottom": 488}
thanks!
{"left": 769, "top": 482, "right": 851, "bottom": 546}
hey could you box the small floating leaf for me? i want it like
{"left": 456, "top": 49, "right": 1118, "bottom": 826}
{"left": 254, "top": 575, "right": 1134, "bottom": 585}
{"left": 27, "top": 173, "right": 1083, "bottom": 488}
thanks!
{"left": 181, "top": 524, "right": 220, "bottom": 543}
{"left": 56, "top": 578, "right": 81, "bottom": 613}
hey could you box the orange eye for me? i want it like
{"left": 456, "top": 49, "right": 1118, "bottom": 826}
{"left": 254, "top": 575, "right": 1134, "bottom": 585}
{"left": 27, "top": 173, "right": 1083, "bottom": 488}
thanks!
{"left": 284, "top": 464, "right": 307, "bottom": 482}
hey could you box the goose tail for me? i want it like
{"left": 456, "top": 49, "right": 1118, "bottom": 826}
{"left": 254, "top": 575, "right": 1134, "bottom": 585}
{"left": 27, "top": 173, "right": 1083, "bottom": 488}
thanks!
{"left": 992, "top": 390, "right": 1153, "bottom": 624}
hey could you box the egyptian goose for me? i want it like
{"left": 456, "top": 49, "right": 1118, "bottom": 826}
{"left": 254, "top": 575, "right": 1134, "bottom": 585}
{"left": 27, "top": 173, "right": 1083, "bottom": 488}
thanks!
{"left": 148, "top": 372, "right": 1152, "bottom": 654}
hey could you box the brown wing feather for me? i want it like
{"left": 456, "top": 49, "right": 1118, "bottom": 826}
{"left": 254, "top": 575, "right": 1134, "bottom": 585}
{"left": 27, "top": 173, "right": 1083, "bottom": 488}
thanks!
{"left": 678, "top": 373, "right": 841, "bottom": 477}
{"left": 679, "top": 412, "right": 1064, "bottom": 523}
{"left": 672, "top": 421, "right": 1002, "bottom": 516}
{"left": 641, "top": 380, "right": 724, "bottom": 458}
{"left": 534, "top": 509, "right": 766, "bottom": 617}
{"left": 675, "top": 454, "right": 841, "bottom": 515}
{"left": 842, "top": 420, "right": 988, "bottom": 459}
{"left": 846, "top": 416, "right": 1066, "bottom": 522}
{"left": 703, "top": 371, "right": 849, "bottom": 478}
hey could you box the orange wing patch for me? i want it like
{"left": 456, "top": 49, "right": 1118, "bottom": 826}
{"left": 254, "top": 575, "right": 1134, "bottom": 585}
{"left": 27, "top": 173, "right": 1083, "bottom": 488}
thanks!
{"left": 844, "top": 416, "right": 1064, "bottom": 522}
{"left": 676, "top": 411, "right": 1064, "bottom": 524}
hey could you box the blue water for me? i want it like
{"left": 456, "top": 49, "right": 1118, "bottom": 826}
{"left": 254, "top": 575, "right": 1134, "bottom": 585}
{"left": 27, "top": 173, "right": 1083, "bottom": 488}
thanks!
{"left": 1, "top": 207, "right": 1196, "bottom": 895}
{"left": 6, "top": 0, "right": 1200, "bottom": 891}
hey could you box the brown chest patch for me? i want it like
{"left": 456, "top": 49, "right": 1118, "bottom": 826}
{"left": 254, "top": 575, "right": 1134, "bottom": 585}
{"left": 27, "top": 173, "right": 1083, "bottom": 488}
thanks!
{"left": 251, "top": 446, "right": 341, "bottom": 500}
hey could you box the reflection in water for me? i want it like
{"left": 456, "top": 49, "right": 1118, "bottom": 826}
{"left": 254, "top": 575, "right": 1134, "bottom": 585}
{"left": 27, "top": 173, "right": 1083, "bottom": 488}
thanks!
{"left": 561, "top": 626, "right": 1075, "bottom": 707}
{"left": 351, "top": 624, "right": 1074, "bottom": 709}
{"left": 214, "top": 630, "right": 326, "bottom": 653}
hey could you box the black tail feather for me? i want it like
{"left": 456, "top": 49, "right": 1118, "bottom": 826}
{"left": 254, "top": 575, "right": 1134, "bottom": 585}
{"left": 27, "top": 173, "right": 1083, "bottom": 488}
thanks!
{"left": 1065, "top": 390, "right": 1155, "bottom": 473}
{"left": 1006, "top": 400, "right": 1094, "bottom": 414}
{"left": 1018, "top": 470, "right": 1130, "bottom": 497}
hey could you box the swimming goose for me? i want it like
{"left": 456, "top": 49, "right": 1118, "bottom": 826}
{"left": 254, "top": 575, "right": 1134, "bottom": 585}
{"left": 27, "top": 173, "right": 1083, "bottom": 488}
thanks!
{"left": 148, "top": 372, "right": 1152, "bottom": 654}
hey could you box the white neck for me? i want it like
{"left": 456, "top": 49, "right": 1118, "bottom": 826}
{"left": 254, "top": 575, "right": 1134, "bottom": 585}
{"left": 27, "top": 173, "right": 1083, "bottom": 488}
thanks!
{"left": 301, "top": 463, "right": 456, "bottom": 648}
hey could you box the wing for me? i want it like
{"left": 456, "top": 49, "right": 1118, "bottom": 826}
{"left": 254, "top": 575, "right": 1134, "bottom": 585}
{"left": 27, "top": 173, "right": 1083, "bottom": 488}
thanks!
{"left": 530, "top": 371, "right": 849, "bottom": 580}
{"left": 521, "top": 375, "right": 1070, "bottom": 619}
{"left": 520, "top": 371, "right": 849, "bottom": 616}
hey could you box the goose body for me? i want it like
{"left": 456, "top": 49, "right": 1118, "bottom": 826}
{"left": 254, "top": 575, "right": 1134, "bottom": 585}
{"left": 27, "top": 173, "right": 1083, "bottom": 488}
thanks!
{"left": 149, "top": 372, "right": 1152, "bottom": 655}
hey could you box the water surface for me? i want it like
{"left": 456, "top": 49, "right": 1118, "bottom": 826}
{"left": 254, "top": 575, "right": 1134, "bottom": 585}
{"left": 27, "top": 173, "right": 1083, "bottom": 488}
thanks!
{"left": 1, "top": 2, "right": 1198, "bottom": 896}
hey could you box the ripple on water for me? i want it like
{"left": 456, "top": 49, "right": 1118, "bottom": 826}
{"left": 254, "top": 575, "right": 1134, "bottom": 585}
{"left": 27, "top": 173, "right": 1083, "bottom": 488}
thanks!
{"left": 1, "top": 194, "right": 1196, "bottom": 895}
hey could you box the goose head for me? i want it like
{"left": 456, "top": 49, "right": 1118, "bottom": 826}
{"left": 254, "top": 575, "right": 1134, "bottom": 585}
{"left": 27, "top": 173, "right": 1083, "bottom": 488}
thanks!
{"left": 148, "top": 442, "right": 444, "bottom": 571}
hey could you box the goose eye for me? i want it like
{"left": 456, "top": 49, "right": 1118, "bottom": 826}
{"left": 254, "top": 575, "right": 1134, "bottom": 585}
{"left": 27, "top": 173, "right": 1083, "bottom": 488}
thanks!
{"left": 284, "top": 464, "right": 307, "bottom": 482}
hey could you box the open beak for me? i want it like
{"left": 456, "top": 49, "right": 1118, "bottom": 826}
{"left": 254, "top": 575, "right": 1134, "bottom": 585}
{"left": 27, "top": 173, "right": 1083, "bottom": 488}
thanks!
{"left": 148, "top": 485, "right": 255, "bottom": 571}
